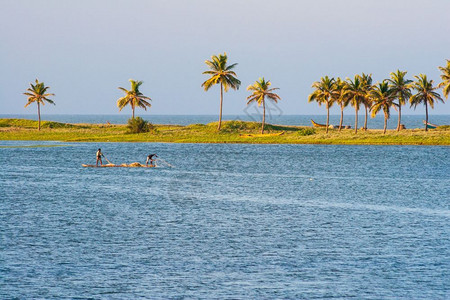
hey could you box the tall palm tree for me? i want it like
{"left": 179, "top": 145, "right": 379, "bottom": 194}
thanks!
{"left": 370, "top": 81, "right": 396, "bottom": 134}
{"left": 117, "top": 79, "right": 151, "bottom": 119}
{"left": 387, "top": 70, "right": 412, "bottom": 131}
{"left": 334, "top": 77, "right": 350, "bottom": 131}
{"left": 438, "top": 59, "right": 450, "bottom": 99}
{"left": 344, "top": 75, "right": 366, "bottom": 134}
{"left": 308, "top": 76, "right": 336, "bottom": 133}
{"left": 202, "top": 53, "right": 241, "bottom": 130}
{"left": 246, "top": 78, "right": 281, "bottom": 134}
{"left": 360, "top": 73, "right": 373, "bottom": 130}
{"left": 410, "top": 74, "right": 444, "bottom": 131}
{"left": 23, "top": 79, "right": 55, "bottom": 131}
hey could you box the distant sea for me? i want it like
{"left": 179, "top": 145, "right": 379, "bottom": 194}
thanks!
{"left": 1, "top": 114, "right": 449, "bottom": 129}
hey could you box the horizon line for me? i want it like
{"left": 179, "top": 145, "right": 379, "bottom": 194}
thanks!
{"left": 1, "top": 113, "right": 449, "bottom": 116}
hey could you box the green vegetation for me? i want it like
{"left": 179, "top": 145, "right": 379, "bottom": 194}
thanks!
{"left": 309, "top": 60, "right": 449, "bottom": 134}
{"left": 370, "top": 81, "right": 397, "bottom": 134}
{"left": 23, "top": 79, "right": 55, "bottom": 131}
{"left": 17, "top": 58, "right": 448, "bottom": 139}
{"left": 127, "top": 117, "right": 153, "bottom": 133}
{"left": 1, "top": 118, "right": 449, "bottom": 145}
{"left": 334, "top": 78, "right": 349, "bottom": 131}
{"left": 438, "top": 59, "right": 450, "bottom": 99}
{"left": 410, "top": 75, "right": 444, "bottom": 131}
{"left": 0, "top": 118, "right": 76, "bottom": 129}
{"left": 344, "top": 75, "right": 366, "bottom": 133}
{"left": 246, "top": 78, "right": 281, "bottom": 134}
{"left": 387, "top": 70, "right": 412, "bottom": 131}
{"left": 308, "top": 76, "right": 335, "bottom": 133}
{"left": 297, "top": 128, "right": 316, "bottom": 136}
{"left": 202, "top": 53, "right": 241, "bottom": 131}
{"left": 117, "top": 79, "right": 151, "bottom": 118}
{"left": 360, "top": 73, "right": 373, "bottom": 130}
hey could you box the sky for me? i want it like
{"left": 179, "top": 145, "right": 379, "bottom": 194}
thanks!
{"left": 1, "top": 0, "right": 449, "bottom": 116}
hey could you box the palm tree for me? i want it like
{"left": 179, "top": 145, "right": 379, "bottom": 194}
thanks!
{"left": 117, "top": 79, "right": 151, "bottom": 119}
{"left": 438, "top": 59, "right": 450, "bottom": 99}
{"left": 410, "top": 74, "right": 444, "bottom": 131}
{"left": 23, "top": 79, "right": 55, "bottom": 131}
{"left": 387, "top": 70, "right": 412, "bottom": 131}
{"left": 202, "top": 53, "right": 241, "bottom": 130}
{"left": 334, "top": 78, "right": 350, "bottom": 131}
{"left": 308, "top": 76, "right": 336, "bottom": 133}
{"left": 246, "top": 78, "right": 281, "bottom": 134}
{"left": 360, "top": 73, "right": 373, "bottom": 130}
{"left": 370, "top": 81, "right": 396, "bottom": 134}
{"left": 344, "top": 75, "right": 366, "bottom": 134}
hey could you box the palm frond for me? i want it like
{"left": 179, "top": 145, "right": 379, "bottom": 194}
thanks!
{"left": 246, "top": 77, "right": 281, "bottom": 107}
{"left": 117, "top": 97, "right": 130, "bottom": 110}
{"left": 225, "top": 63, "right": 238, "bottom": 71}
{"left": 438, "top": 59, "right": 450, "bottom": 99}
{"left": 202, "top": 53, "right": 240, "bottom": 94}
{"left": 202, "top": 75, "right": 221, "bottom": 91}
{"left": 409, "top": 74, "right": 443, "bottom": 109}
{"left": 117, "top": 79, "right": 152, "bottom": 115}
{"left": 23, "top": 79, "right": 55, "bottom": 109}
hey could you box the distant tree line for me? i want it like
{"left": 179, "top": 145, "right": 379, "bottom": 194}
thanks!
{"left": 23, "top": 56, "right": 449, "bottom": 133}
{"left": 308, "top": 60, "right": 450, "bottom": 133}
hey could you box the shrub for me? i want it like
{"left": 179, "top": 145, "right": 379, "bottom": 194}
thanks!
{"left": 42, "top": 121, "right": 74, "bottom": 129}
{"left": 186, "top": 123, "right": 207, "bottom": 130}
{"left": 437, "top": 125, "right": 450, "bottom": 130}
{"left": 297, "top": 128, "right": 316, "bottom": 136}
{"left": 127, "top": 117, "right": 153, "bottom": 133}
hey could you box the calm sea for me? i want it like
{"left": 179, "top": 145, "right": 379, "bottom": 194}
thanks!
{"left": 2, "top": 114, "right": 450, "bottom": 129}
{"left": 0, "top": 141, "right": 449, "bottom": 299}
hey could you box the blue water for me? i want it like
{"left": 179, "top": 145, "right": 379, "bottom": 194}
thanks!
{"left": 2, "top": 114, "right": 450, "bottom": 129}
{"left": 1, "top": 141, "right": 449, "bottom": 299}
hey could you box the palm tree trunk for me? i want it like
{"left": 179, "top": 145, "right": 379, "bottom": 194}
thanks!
{"left": 354, "top": 107, "right": 358, "bottom": 134}
{"left": 261, "top": 99, "right": 266, "bottom": 134}
{"left": 364, "top": 105, "right": 368, "bottom": 130}
{"left": 132, "top": 106, "right": 135, "bottom": 119}
{"left": 326, "top": 102, "right": 329, "bottom": 134}
{"left": 384, "top": 113, "right": 387, "bottom": 134}
{"left": 37, "top": 102, "right": 41, "bottom": 131}
{"left": 218, "top": 82, "right": 223, "bottom": 131}
{"left": 339, "top": 104, "right": 343, "bottom": 131}
{"left": 425, "top": 100, "right": 428, "bottom": 132}
{"left": 397, "top": 105, "right": 401, "bottom": 131}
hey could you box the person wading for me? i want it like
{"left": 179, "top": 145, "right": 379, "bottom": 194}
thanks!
{"left": 96, "top": 148, "right": 104, "bottom": 166}
{"left": 146, "top": 153, "right": 158, "bottom": 167}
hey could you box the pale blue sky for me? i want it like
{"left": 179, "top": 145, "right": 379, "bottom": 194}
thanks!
{"left": 1, "top": 0, "right": 449, "bottom": 115}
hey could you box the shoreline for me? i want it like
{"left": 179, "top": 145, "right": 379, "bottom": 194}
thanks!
{"left": 0, "top": 118, "right": 449, "bottom": 146}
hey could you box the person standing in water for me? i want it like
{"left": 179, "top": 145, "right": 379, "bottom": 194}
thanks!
{"left": 146, "top": 153, "right": 158, "bottom": 167}
{"left": 96, "top": 148, "right": 104, "bottom": 166}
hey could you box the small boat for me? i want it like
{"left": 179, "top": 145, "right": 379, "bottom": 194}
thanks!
{"left": 310, "top": 119, "right": 328, "bottom": 128}
{"left": 311, "top": 119, "right": 351, "bottom": 129}
{"left": 423, "top": 121, "right": 438, "bottom": 129}
{"left": 311, "top": 119, "right": 352, "bottom": 129}
{"left": 311, "top": 119, "right": 337, "bottom": 128}
{"left": 82, "top": 162, "right": 155, "bottom": 168}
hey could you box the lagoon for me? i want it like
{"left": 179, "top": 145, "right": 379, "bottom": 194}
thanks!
{"left": 0, "top": 141, "right": 449, "bottom": 298}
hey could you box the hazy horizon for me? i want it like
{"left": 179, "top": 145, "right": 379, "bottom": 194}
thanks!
{"left": 2, "top": 113, "right": 448, "bottom": 116}
{"left": 1, "top": 0, "right": 449, "bottom": 116}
